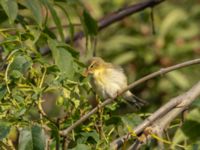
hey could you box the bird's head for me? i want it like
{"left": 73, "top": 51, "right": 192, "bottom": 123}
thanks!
{"left": 83, "top": 57, "right": 107, "bottom": 76}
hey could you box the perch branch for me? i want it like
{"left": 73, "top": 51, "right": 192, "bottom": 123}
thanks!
{"left": 60, "top": 58, "right": 200, "bottom": 136}
{"left": 41, "top": 0, "right": 165, "bottom": 55}
{"left": 126, "top": 81, "right": 200, "bottom": 150}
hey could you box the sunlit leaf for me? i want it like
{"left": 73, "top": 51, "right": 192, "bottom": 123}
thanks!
{"left": 18, "top": 126, "right": 46, "bottom": 150}
{"left": 7, "top": 126, "right": 18, "bottom": 142}
{"left": 185, "top": 109, "right": 200, "bottom": 122}
{"left": 48, "top": 38, "right": 74, "bottom": 78}
{"left": 18, "top": 128, "right": 33, "bottom": 150}
{"left": 172, "top": 128, "right": 186, "bottom": 149}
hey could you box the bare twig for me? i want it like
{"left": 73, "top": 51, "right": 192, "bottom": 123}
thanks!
{"left": 66, "top": 0, "right": 165, "bottom": 42}
{"left": 111, "top": 81, "right": 200, "bottom": 150}
{"left": 62, "top": 137, "right": 70, "bottom": 150}
{"left": 41, "top": 0, "right": 165, "bottom": 55}
{"left": 60, "top": 58, "right": 200, "bottom": 136}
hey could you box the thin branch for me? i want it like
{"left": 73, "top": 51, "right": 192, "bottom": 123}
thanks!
{"left": 62, "top": 136, "right": 70, "bottom": 150}
{"left": 66, "top": 0, "right": 165, "bottom": 42}
{"left": 127, "top": 81, "right": 200, "bottom": 150}
{"left": 41, "top": 0, "right": 165, "bottom": 55}
{"left": 60, "top": 58, "right": 200, "bottom": 136}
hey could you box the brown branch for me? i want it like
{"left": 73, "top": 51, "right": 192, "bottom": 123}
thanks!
{"left": 127, "top": 81, "right": 200, "bottom": 150}
{"left": 66, "top": 0, "right": 165, "bottom": 42}
{"left": 62, "top": 136, "right": 70, "bottom": 150}
{"left": 41, "top": 0, "right": 165, "bottom": 55}
{"left": 60, "top": 58, "right": 200, "bottom": 136}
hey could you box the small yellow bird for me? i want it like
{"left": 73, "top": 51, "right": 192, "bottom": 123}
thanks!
{"left": 84, "top": 57, "right": 146, "bottom": 108}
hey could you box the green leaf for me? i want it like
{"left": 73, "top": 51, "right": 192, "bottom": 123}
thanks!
{"left": 24, "top": 0, "right": 43, "bottom": 27}
{"left": 192, "top": 98, "right": 200, "bottom": 107}
{"left": 48, "top": 38, "right": 74, "bottom": 78}
{"left": 172, "top": 128, "right": 186, "bottom": 149}
{"left": 185, "top": 109, "right": 200, "bottom": 122}
{"left": 10, "top": 70, "right": 23, "bottom": 79}
{"left": 18, "top": 128, "right": 33, "bottom": 150}
{"left": 9, "top": 55, "right": 31, "bottom": 75}
{"left": 121, "top": 113, "right": 143, "bottom": 128}
{"left": 172, "top": 119, "right": 200, "bottom": 149}
{"left": 182, "top": 120, "right": 200, "bottom": 141}
{"left": 83, "top": 9, "right": 98, "bottom": 36}
{"left": 0, "top": 9, "right": 8, "bottom": 23}
{"left": 31, "top": 125, "right": 46, "bottom": 150}
{"left": 18, "top": 126, "right": 46, "bottom": 150}
{"left": 0, "top": 121, "right": 10, "bottom": 140}
{"left": 41, "top": 0, "right": 64, "bottom": 41}
{"left": 43, "top": 26, "right": 57, "bottom": 39}
{"left": 57, "top": 44, "right": 79, "bottom": 57}
{"left": 0, "top": 0, "right": 18, "bottom": 23}
{"left": 80, "top": 131, "right": 99, "bottom": 143}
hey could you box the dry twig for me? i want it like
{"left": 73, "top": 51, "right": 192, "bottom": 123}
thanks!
{"left": 125, "top": 81, "right": 200, "bottom": 150}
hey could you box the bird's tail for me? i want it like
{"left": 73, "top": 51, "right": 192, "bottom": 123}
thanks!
{"left": 123, "top": 91, "right": 147, "bottom": 109}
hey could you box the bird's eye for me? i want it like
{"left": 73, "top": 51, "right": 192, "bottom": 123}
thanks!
{"left": 90, "top": 64, "right": 95, "bottom": 68}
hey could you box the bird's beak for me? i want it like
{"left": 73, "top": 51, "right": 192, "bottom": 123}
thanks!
{"left": 82, "top": 68, "right": 89, "bottom": 77}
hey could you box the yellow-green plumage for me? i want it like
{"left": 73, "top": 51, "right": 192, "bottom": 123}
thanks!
{"left": 85, "top": 57, "right": 145, "bottom": 108}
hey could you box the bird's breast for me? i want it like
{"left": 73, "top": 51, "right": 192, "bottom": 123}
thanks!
{"left": 92, "top": 69, "right": 126, "bottom": 99}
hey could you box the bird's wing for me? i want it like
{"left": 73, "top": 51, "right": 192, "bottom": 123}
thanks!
{"left": 105, "top": 67, "right": 128, "bottom": 89}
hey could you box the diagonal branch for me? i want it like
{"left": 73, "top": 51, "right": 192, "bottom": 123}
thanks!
{"left": 60, "top": 58, "right": 200, "bottom": 136}
{"left": 65, "top": 0, "right": 165, "bottom": 43}
{"left": 41, "top": 0, "right": 165, "bottom": 55}
{"left": 126, "top": 81, "right": 200, "bottom": 150}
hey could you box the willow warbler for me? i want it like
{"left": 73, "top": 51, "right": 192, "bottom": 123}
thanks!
{"left": 84, "top": 57, "right": 146, "bottom": 108}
